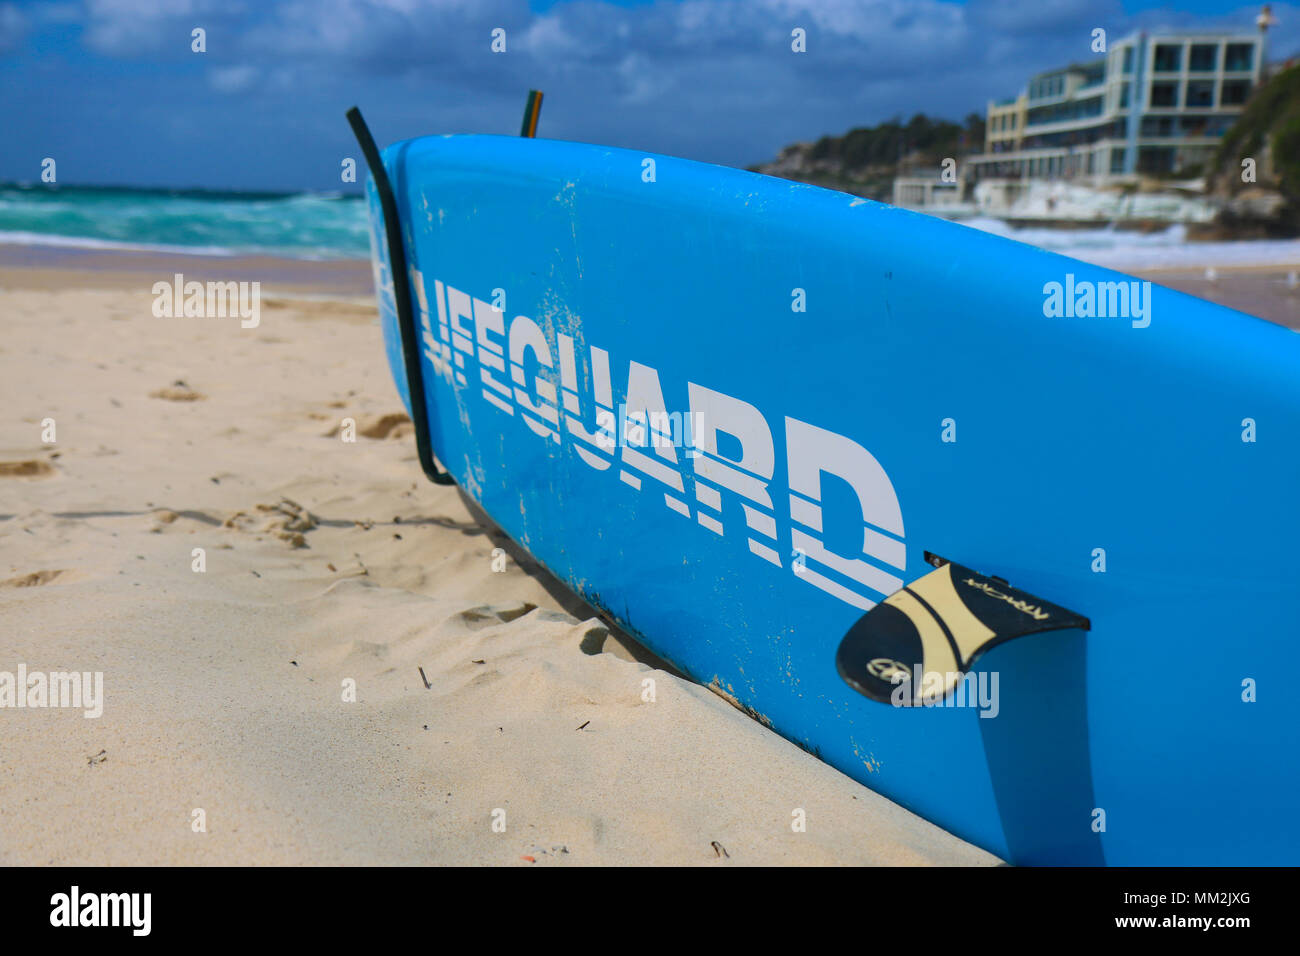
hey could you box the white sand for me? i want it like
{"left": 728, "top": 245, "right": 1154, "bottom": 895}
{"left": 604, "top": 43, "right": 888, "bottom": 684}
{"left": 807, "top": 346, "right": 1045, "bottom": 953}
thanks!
{"left": 0, "top": 274, "right": 999, "bottom": 865}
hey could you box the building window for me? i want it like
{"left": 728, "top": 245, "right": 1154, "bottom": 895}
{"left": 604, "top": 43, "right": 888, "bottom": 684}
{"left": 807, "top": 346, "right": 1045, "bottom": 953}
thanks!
{"left": 1141, "top": 117, "right": 1175, "bottom": 137}
{"left": 1225, "top": 44, "right": 1254, "bottom": 71}
{"left": 1122, "top": 47, "right": 1133, "bottom": 74}
{"left": 1111, "top": 148, "right": 1126, "bottom": 173}
{"left": 1153, "top": 44, "right": 1182, "bottom": 72}
{"left": 1207, "top": 116, "right": 1233, "bottom": 136}
{"left": 1119, "top": 82, "right": 1131, "bottom": 108}
{"left": 1189, "top": 44, "right": 1217, "bottom": 71}
{"left": 1138, "top": 146, "right": 1176, "bottom": 175}
{"left": 1220, "top": 79, "right": 1252, "bottom": 105}
{"left": 1151, "top": 81, "right": 1179, "bottom": 107}
{"left": 1186, "top": 80, "right": 1214, "bottom": 107}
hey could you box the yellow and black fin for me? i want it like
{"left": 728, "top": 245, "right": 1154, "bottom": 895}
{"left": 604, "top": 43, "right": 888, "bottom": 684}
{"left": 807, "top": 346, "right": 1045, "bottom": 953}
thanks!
{"left": 836, "top": 552, "right": 1090, "bottom": 705}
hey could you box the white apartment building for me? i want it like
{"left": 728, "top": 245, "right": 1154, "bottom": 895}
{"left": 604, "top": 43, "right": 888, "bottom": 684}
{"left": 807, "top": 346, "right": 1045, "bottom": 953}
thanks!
{"left": 967, "top": 25, "right": 1268, "bottom": 184}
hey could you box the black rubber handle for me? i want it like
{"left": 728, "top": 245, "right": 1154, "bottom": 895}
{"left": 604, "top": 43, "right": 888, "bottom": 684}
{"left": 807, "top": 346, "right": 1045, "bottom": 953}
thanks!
{"left": 346, "top": 106, "right": 454, "bottom": 486}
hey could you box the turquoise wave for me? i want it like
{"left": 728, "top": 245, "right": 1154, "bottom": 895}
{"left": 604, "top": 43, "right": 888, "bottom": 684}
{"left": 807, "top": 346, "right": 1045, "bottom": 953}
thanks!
{"left": 0, "top": 183, "right": 370, "bottom": 260}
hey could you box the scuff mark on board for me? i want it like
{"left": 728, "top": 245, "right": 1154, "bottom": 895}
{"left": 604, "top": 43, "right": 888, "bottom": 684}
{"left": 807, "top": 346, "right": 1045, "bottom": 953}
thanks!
{"left": 851, "top": 737, "right": 882, "bottom": 774}
{"left": 707, "top": 676, "right": 774, "bottom": 730}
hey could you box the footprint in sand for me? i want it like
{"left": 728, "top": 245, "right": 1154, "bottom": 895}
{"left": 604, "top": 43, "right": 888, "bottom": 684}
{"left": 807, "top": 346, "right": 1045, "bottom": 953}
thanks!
{"left": 323, "top": 412, "right": 412, "bottom": 440}
{"left": 150, "top": 379, "right": 206, "bottom": 402}
{"left": 0, "top": 569, "right": 69, "bottom": 588}
{"left": 458, "top": 602, "right": 540, "bottom": 630}
{"left": 0, "top": 460, "right": 55, "bottom": 478}
{"left": 223, "top": 497, "right": 318, "bottom": 549}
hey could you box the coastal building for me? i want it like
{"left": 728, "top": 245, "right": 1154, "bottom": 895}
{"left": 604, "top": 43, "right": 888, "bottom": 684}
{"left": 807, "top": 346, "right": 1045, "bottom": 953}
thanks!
{"left": 892, "top": 9, "right": 1278, "bottom": 214}
{"left": 986, "top": 93, "right": 1028, "bottom": 156}
{"left": 890, "top": 174, "right": 963, "bottom": 212}
{"left": 967, "top": 23, "right": 1267, "bottom": 184}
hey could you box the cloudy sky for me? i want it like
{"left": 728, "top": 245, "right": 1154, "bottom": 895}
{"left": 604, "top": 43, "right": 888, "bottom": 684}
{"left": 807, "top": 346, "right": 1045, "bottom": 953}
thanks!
{"left": 2, "top": 0, "right": 1293, "bottom": 191}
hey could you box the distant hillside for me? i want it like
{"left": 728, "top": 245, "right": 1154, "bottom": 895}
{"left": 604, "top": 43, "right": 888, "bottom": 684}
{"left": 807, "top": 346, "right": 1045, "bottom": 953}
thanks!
{"left": 1205, "top": 62, "right": 1300, "bottom": 236}
{"left": 750, "top": 113, "right": 985, "bottom": 202}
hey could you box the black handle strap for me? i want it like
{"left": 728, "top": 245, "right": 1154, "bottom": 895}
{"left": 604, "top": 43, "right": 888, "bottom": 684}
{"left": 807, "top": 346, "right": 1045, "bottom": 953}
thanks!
{"left": 346, "top": 106, "right": 454, "bottom": 486}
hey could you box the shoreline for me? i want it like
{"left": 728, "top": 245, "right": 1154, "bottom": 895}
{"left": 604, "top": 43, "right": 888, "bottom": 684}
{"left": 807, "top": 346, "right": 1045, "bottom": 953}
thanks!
{"left": 0, "top": 244, "right": 374, "bottom": 298}
{"left": 2, "top": 242, "right": 1296, "bottom": 329}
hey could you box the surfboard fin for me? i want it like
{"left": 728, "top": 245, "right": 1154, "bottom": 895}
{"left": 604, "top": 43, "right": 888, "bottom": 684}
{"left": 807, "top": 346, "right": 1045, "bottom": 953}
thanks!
{"left": 836, "top": 552, "right": 1089, "bottom": 705}
{"left": 520, "top": 90, "right": 544, "bottom": 138}
{"left": 346, "top": 105, "right": 455, "bottom": 487}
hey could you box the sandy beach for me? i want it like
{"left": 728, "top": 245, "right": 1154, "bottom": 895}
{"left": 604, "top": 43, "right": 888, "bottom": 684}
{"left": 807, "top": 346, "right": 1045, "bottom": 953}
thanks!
{"left": 0, "top": 251, "right": 1006, "bottom": 866}
{"left": 1134, "top": 265, "right": 1300, "bottom": 330}
{"left": 5, "top": 246, "right": 1296, "bottom": 866}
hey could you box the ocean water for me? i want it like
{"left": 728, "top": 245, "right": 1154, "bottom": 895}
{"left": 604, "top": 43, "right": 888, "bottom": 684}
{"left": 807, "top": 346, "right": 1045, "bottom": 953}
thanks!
{"left": 0, "top": 183, "right": 370, "bottom": 260}
{"left": 2, "top": 182, "right": 1297, "bottom": 269}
